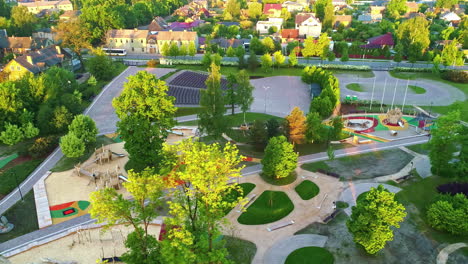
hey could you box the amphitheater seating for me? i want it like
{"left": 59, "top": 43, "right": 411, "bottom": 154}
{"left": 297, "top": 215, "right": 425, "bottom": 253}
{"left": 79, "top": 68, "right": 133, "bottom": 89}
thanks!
{"left": 168, "top": 71, "right": 230, "bottom": 90}
{"left": 167, "top": 86, "right": 201, "bottom": 105}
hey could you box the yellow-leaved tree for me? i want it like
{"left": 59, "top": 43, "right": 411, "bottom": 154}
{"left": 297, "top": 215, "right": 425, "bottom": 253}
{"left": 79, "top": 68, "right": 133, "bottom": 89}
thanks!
{"left": 285, "top": 107, "right": 307, "bottom": 144}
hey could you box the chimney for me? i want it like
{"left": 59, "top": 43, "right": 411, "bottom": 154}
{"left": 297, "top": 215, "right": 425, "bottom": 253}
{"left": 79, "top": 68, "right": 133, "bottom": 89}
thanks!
{"left": 27, "top": 55, "right": 33, "bottom": 64}
{"left": 55, "top": 45, "right": 61, "bottom": 54}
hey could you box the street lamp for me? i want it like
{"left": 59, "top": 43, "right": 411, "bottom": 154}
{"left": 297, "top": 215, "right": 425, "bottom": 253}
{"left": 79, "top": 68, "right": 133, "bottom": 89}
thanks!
{"left": 263, "top": 86, "right": 270, "bottom": 114}
{"left": 13, "top": 172, "right": 24, "bottom": 201}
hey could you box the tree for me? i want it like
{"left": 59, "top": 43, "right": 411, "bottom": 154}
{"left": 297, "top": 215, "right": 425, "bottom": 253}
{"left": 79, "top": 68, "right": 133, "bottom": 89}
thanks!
{"left": 341, "top": 47, "right": 349, "bottom": 62}
{"left": 178, "top": 44, "right": 188, "bottom": 57}
{"left": 22, "top": 122, "right": 39, "bottom": 139}
{"left": 60, "top": 132, "right": 85, "bottom": 158}
{"left": 90, "top": 169, "right": 164, "bottom": 264}
{"left": 236, "top": 70, "right": 254, "bottom": 124}
{"left": 161, "top": 42, "right": 170, "bottom": 56}
{"left": 347, "top": 185, "right": 406, "bottom": 254}
{"left": 250, "top": 37, "right": 265, "bottom": 55}
{"left": 248, "top": 1, "right": 262, "bottom": 19}
{"left": 224, "top": 0, "right": 241, "bottom": 20}
{"left": 226, "top": 73, "right": 237, "bottom": 115}
{"left": 68, "top": 114, "right": 97, "bottom": 146}
{"left": 248, "top": 51, "right": 259, "bottom": 71}
{"left": 396, "top": 17, "right": 430, "bottom": 60}
{"left": 273, "top": 51, "right": 285, "bottom": 68}
{"left": 10, "top": 6, "right": 37, "bottom": 36}
{"left": 435, "top": 0, "right": 458, "bottom": 8}
{"left": 285, "top": 107, "right": 306, "bottom": 144}
{"left": 226, "top": 46, "right": 235, "bottom": 57}
{"left": 52, "top": 106, "right": 73, "bottom": 132}
{"left": 432, "top": 54, "right": 442, "bottom": 74}
{"left": 327, "top": 51, "right": 336, "bottom": 61}
{"left": 54, "top": 18, "right": 91, "bottom": 69}
{"left": 393, "top": 42, "right": 403, "bottom": 63}
{"left": 161, "top": 139, "right": 244, "bottom": 263}
{"left": 315, "top": 0, "right": 334, "bottom": 30}
{"left": 0, "top": 0, "right": 11, "bottom": 18}
{"left": 87, "top": 49, "right": 115, "bottom": 81}
{"left": 330, "top": 116, "right": 343, "bottom": 140}
{"left": 268, "top": 26, "right": 278, "bottom": 35}
{"left": 198, "top": 63, "right": 227, "bottom": 139}
{"left": 427, "top": 194, "right": 468, "bottom": 235}
{"left": 250, "top": 120, "right": 268, "bottom": 150}
{"left": 262, "top": 37, "right": 276, "bottom": 53}
{"left": 305, "top": 111, "right": 327, "bottom": 143}
{"left": 261, "top": 135, "right": 298, "bottom": 179}
{"left": 386, "top": 0, "right": 408, "bottom": 20}
{"left": 317, "top": 33, "right": 331, "bottom": 62}
{"left": 188, "top": 41, "right": 197, "bottom": 56}
{"left": 441, "top": 26, "right": 454, "bottom": 41}
{"left": 169, "top": 42, "right": 179, "bottom": 57}
{"left": 261, "top": 53, "right": 273, "bottom": 73}
{"left": 266, "top": 118, "right": 281, "bottom": 139}
{"left": 289, "top": 51, "right": 298, "bottom": 67}
{"left": 428, "top": 111, "right": 462, "bottom": 176}
{"left": 112, "top": 71, "right": 176, "bottom": 171}
{"left": 0, "top": 123, "right": 24, "bottom": 145}
{"left": 441, "top": 39, "right": 464, "bottom": 67}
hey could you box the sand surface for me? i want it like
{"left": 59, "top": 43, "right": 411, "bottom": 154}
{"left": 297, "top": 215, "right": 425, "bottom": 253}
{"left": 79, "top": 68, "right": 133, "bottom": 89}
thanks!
{"left": 8, "top": 224, "right": 161, "bottom": 264}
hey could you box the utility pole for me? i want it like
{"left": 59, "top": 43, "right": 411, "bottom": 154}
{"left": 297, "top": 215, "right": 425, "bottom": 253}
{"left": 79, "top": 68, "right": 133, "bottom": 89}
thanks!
{"left": 391, "top": 79, "right": 398, "bottom": 110}
{"left": 402, "top": 78, "right": 410, "bottom": 111}
{"left": 13, "top": 172, "right": 24, "bottom": 202}
{"left": 380, "top": 78, "right": 387, "bottom": 112}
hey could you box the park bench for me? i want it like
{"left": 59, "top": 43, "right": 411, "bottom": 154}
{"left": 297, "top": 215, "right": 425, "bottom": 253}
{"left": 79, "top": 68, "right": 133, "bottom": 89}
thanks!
{"left": 394, "top": 174, "right": 411, "bottom": 183}
{"left": 267, "top": 220, "right": 295, "bottom": 231}
{"left": 237, "top": 193, "right": 257, "bottom": 212}
{"left": 323, "top": 210, "right": 341, "bottom": 224}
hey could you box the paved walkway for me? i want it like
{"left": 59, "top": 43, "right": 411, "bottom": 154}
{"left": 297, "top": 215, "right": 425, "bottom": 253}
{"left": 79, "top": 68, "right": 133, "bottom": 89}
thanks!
{"left": 339, "top": 183, "right": 402, "bottom": 215}
{"left": 263, "top": 234, "right": 328, "bottom": 264}
{"left": 338, "top": 71, "right": 465, "bottom": 106}
{"left": 436, "top": 243, "right": 468, "bottom": 264}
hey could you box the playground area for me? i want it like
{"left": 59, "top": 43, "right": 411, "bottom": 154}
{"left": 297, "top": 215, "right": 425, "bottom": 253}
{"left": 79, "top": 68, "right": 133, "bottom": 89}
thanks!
{"left": 8, "top": 224, "right": 162, "bottom": 264}
{"left": 342, "top": 108, "right": 433, "bottom": 142}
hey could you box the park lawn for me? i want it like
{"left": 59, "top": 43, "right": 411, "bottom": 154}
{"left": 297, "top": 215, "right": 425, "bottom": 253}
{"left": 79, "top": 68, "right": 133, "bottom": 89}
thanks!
{"left": 406, "top": 143, "right": 429, "bottom": 155}
{"left": 395, "top": 175, "right": 468, "bottom": 245}
{"left": 301, "top": 161, "right": 331, "bottom": 173}
{"left": 0, "top": 191, "right": 38, "bottom": 243}
{"left": 51, "top": 135, "right": 115, "bottom": 172}
{"left": 225, "top": 236, "right": 257, "bottom": 264}
{"left": 238, "top": 191, "right": 294, "bottom": 225}
{"left": 0, "top": 138, "right": 35, "bottom": 158}
{"left": 223, "top": 183, "right": 256, "bottom": 215}
{"left": 285, "top": 247, "right": 334, "bottom": 264}
{"left": 160, "top": 69, "right": 180, "bottom": 80}
{"left": 175, "top": 107, "right": 202, "bottom": 117}
{"left": 0, "top": 153, "right": 19, "bottom": 169}
{"left": 178, "top": 112, "right": 282, "bottom": 126}
{"left": 408, "top": 85, "right": 426, "bottom": 94}
{"left": 346, "top": 83, "right": 364, "bottom": 92}
{"left": 295, "top": 180, "right": 320, "bottom": 200}
{"left": 0, "top": 159, "right": 44, "bottom": 196}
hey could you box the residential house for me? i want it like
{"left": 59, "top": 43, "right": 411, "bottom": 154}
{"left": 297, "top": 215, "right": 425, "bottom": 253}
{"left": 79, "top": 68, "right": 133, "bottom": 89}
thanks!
{"left": 281, "top": 29, "right": 299, "bottom": 43}
{"left": 152, "top": 31, "right": 198, "bottom": 54}
{"left": 435, "top": 40, "right": 462, "bottom": 48}
{"left": 217, "top": 22, "right": 240, "bottom": 27}
{"left": 19, "top": 0, "right": 73, "bottom": 14}
{"left": 263, "top": 3, "right": 282, "bottom": 18}
{"left": 361, "top": 33, "right": 394, "bottom": 49}
{"left": 0, "top": 36, "right": 54, "bottom": 54}
{"left": 148, "top": 17, "right": 169, "bottom": 33}
{"left": 4, "top": 45, "right": 73, "bottom": 80}
{"left": 282, "top": 1, "right": 304, "bottom": 13}
{"left": 169, "top": 20, "right": 204, "bottom": 31}
{"left": 358, "top": 13, "right": 382, "bottom": 24}
{"left": 59, "top": 10, "right": 81, "bottom": 20}
{"left": 172, "top": 0, "right": 208, "bottom": 20}
{"left": 405, "top": 12, "right": 426, "bottom": 19}
{"left": 370, "top": 5, "right": 386, "bottom": 15}
{"left": 295, "top": 13, "right": 321, "bottom": 38}
{"left": 405, "top": 2, "right": 419, "bottom": 13}
{"left": 334, "top": 15, "right": 352, "bottom": 28}
{"left": 332, "top": 0, "right": 349, "bottom": 11}
{"left": 256, "top": 18, "right": 283, "bottom": 34}
{"left": 33, "top": 28, "right": 57, "bottom": 41}
{"left": 105, "top": 29, "right": 149, "bottom": 53}
{"left": 441, "top": 12, "right": 461, "bottom": 26}
{"left": 210, "top": 38, "right": 250, "bottom": 50}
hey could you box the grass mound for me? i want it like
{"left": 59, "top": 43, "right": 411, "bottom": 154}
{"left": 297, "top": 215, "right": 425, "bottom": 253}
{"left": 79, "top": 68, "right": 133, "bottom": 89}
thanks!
{"left": 346, "top": 83, "right": 364, "bottom": 92}
{"left": 285, "top": 247, "right": 334, "bottom": 264}
{"left": 295, "top": 180, "right": 320, "bottom": 200}
{"left": 238, "top": 191, "right": 294, "bottom": 225}
{"left": 408, "top": 85, "right": 426, "bottom": 94}
{"left": 260, "top": 172, "right": 297, "bottom": 186}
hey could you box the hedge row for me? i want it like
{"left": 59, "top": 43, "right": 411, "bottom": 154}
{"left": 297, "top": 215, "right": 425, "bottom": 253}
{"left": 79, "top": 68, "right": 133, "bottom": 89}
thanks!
{"left": 160, "top": 58, "right": 239, "bottom": 66}
{"left": 299, "top": 64, "right": 371, "bottom": 71}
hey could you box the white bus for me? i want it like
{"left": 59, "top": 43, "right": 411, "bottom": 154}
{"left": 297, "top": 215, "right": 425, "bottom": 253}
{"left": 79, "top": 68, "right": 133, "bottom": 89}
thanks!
{"left": 102, "top": 48, "right": 127, "bottom": 56}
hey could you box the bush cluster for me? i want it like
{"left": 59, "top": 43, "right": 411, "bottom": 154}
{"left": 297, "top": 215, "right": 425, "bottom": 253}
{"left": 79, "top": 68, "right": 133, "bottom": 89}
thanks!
{"left": 441, "top": 70, "right": 468, "bottom": 83}
{"left": 298, "top": 63, "right": 371, "bottom": 71}
{"left": 427, "top": 193, "right": 468, "bottom": 235}
{"left": 28, "top": 136, "right": 59, "bottom": 158}
{"left": 161, "top": 58, "right": 239, "bottom": 67}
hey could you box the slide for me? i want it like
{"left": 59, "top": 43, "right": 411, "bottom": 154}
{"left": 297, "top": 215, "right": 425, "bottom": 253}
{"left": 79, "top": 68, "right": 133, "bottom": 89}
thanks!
{"left": 111, "top": 152, "right": 126, "bottom": 158}
{"left": 398, "top": 120, "right": 404, "bottom": 128}
{"left": 167, "top": 129, "right": 184, "bottom": 136}
{"left": 118, "top": 175, "right": 129, "bottom": 182}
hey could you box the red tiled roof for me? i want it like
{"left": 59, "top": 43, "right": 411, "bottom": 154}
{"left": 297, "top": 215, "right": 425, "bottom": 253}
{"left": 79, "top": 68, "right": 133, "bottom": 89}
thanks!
{"left": 362, "top": 32, "right": 394, "bottom": 48}
{"left": 295, "top": 13, "right": 315, "bottom": 25}
{"left": 263, "top": 3, "right": 282, "bottom": 14}
{"left": 281, "top": 29, "right": 299, "bottom": 39}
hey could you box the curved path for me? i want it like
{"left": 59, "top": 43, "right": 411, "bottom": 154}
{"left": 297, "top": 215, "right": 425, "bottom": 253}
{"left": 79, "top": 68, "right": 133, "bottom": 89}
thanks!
{"left": 338, "top": 71, "right": 465, "bottom": 106}
{"left": 436, "top": 243, "right": 468, "bottom": 264}
{"left": 339, "top": 183, "right": 402, "bottom": 215}
{"left": 263, "top": 234, "right": 328, "bottom": 264}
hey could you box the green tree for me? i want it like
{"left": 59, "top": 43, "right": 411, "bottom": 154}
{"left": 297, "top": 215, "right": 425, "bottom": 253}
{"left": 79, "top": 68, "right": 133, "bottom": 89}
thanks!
{"left": 315, "top": 0, "right": 334, "bottom": 30}
{"left": 327, "top": 51, "right": 336, "bottom": 61}
{"left": 393, "top": 42, "right": 403, "bottom": 63}
{"left": 169, "top": 42, "right": 179, "bottom": 57}
{"left": 0, "top": 123, "right": 24, "bottom": 145}
{"left": 441, "top": 26, "right": 454, "bottom": 40}
{"left": 178, "top": 44, "right": 188, "bottom": 57}
{"left": 236, "top": 70, "right": 254, "bottom": 124}
{"left": 90, "top": 169, "right": 165, "bottom": 264}
{"left": 248, "top": 51, "right": 259, "bottom": 71}
{"left": 305, "top": 111, "right": 327, "bottom": 143}
{"left": 0, "top": 0, "right": 11, "bottom": 18}
{"left": 268, "top": 26, "right": 278, "bottom": 35}
{"left": 330, "top": 116, "right": 343, "bottom": 140}
{"left": 340, "top": 47, "right": 349, "bottom": 62}
{"left": 273, "top": 51, "right": 285, "bottom": 68}
{"left": 289, "top": 51, "right": 298, "bottom": 67}
{"left": 198, "top": 63, "right": 227, "bottom": 139}
{"left": 347, "top": 185, "right": 406, "bottom": 254}
{"left": 250, "top": 37, "right": 265, "bottom": 55}
{"left": 68, "top": 114, "right": 98, "bottom": 146}
{"left": 112, "top": 71, "right": 176, "bottom": 171}
{"left": 427, "top": 194, "right": 468, "bottom": 235}
{"left": 22, "top": 122, "right": 39, "bottom": 139}
{"left": 250, "top": 120, "right": 268, "bottom": 150}
{"left": 266, "top": 118, "right": 281, "bottom": 139}
{"left": 432, "top": 54, "right": 442, "bottom": 74}
{"left": 396, "top": 17, "right": 430, "bottom": 60}
{"left": 262, "top": 37, "right": 276, "bottom": 53}
{"left": 224, "top": 0, "right": 241, "bottom": 20}
{"left": 161, "top": 139, "right": 244, "bottom": 263}
{"left": 87, "top": 49, "right": 115, "bottom": 81}
{"left": 386, "top": 0, "right": 408, "bottom": 20}
{"left": 226, "top": 73, "right": 237, "bottom": 115}
{"left": 188, "top": 41, "right": 197, "bottom": 56}
{"left": 261, "top": 53, "right": 273, "bottom": 73}
{"left": 10, "top": 6, "right": 37, "bottom": 36}
{"left": 261, "top": 135, "right": 298, "bottom": 179}
{"left": 248, "top": 1, "right": 262, "bottom": 19}
{"left": 52, "top": 106, "right": 73, "bottom": 132}
{"left": 435, "top": 0, "right": 458, "bottom": 8}
{"left": 428, "top": 111, "right": 462, "bottom": 176}
{"left": 226, "top": 46, "right": 235, "bottom": 57}
{"left": 441, "top": 39, "right": 464, "bottom": 67}
{"left": 161, "top": 42, "right": 170, "bottom": 56}
{"left": 54, "top": 18, "right": 92, "bottom": 69}
{"left": 60, "top": 132, "right": 85, "bottom": 158}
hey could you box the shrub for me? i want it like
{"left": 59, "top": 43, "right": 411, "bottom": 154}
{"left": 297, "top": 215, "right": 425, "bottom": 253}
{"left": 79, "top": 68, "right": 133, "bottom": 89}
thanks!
{"left": 28, "top": 136, "right": 59, "bottom": 158}
{"left": 147, "top": 59, "right": 159, "bottom": 67}
{"left": 427, "top": 194, "right": 468, "bottom": 235}
{"left": 160, "top": 58, "right": 239, "bottom": 67}
{"left": 298, "top": 64, "right": 371, "bottom": 71}
{"left": 437, "top": 182, "right": 468, "bottom": 197}
{"left": 441, "top": 70, "right": 468, "bottom": 83}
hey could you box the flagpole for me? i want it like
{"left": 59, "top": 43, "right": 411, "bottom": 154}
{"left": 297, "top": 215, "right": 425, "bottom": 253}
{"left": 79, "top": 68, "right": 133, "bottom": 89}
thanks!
{"left": 391, "top": 79, "right": 398, "bottom": 110}
{"left": 402, "top": 78, "right": 410, "bottom": 112}
{"left": 380, "top": 77, "right": 387, "bottom": 112}
{"left": 370, "top": 76, "right": 376, "bottom": 112}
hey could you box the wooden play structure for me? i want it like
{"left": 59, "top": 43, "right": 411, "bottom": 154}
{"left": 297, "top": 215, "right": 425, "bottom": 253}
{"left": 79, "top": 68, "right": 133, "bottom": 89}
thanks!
{"left": 384, "top": 108, "right": 403, "bottom": 125}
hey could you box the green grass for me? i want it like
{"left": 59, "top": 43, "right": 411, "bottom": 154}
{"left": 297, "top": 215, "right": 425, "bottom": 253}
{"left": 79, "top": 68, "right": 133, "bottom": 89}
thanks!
{"left": 160, "top": 69, "right": 181, "bottom": 80}
{"left": 178, "top": 112, "right": 283, "bottom": 126}
{"left": 0, "top": 138, "right": 35, "bottom": 158}
{"left": 225, "top": 236, "right": 257, "bottom": 264}
{"left": 175, "top": 107, "right": 202, "bottom": 117}
{"left": 408, "top": 85, "right": 426, "bottom": 94}
{"left": 395, "top": 175, "right": 468, "bottom": 244}
{"left": 223, "top": 183, "right": 256, "bottom": 215}
{"left": 0, "top": 191, "right": 39, "bottom": 243}
{"left": 0, "top": 159, "right": 44, "bottom": 196}
{"left": 406, "top": 143, "right": 429, "bottom": 155}
{"left": 238, "top": 191, "right": 294, "bottom": 225}
{"left": 0, "top": 153, "right": 18, "bottom": 169}
{"left": 295, "top": 180, "right": 320, "bottom": 200}
{"left": 336, "top": 201, "right": 349, "bottom": 209}
{"left": 260, "top": 172, "right": 297, "bottom": 186}
{"left": 51, "top": 135, "right": 115, "bottom": 172}
{"left": 285, "top": 247, "right": 334, "bottom": 264}
{"left": 301, "top": 161, "right": 330, "bottom": 173}
{"left": 346, "top": 83, "right": 364, "bottom": 92}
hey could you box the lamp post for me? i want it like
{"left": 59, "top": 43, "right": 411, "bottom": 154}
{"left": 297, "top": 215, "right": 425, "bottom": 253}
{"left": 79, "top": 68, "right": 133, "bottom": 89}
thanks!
{"left": 13, "top": 172, "right": 24, "bottom": 201}
{"left": 263, "top": 86, "right": 270, "bottom": 114}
